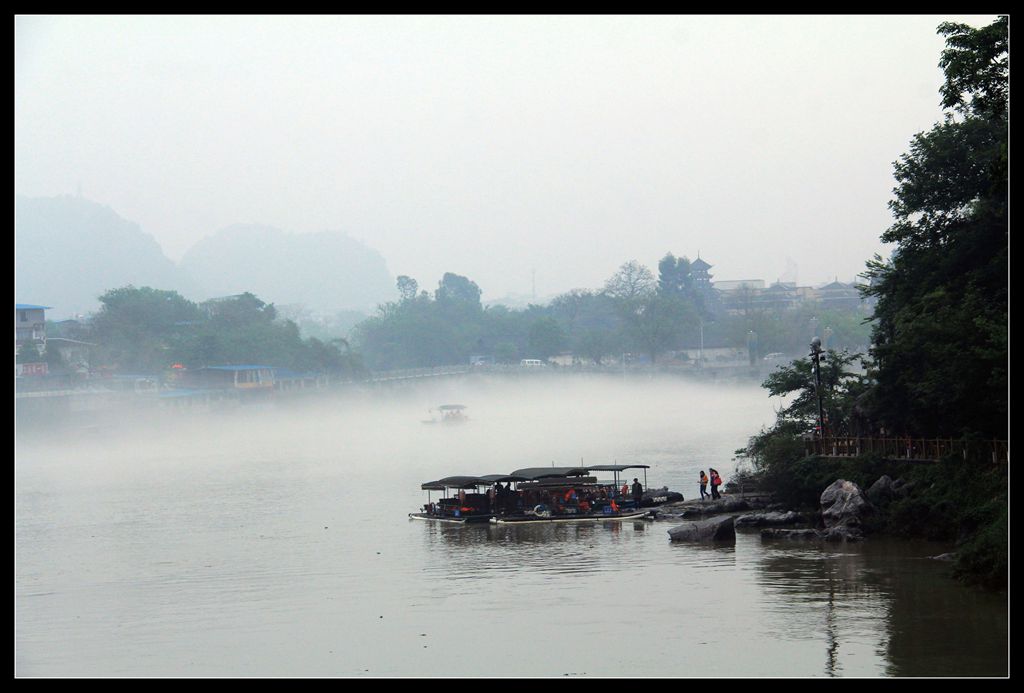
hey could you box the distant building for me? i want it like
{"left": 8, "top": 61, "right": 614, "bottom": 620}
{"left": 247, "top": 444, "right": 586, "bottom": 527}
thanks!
{"left": 181, "top": 365, "right": 276, "bottom": 391}
{"left": 274, "top": 368, "right": 327, "bottom": 391}
{"left": 45, "top": 337, "right": 95, "bottom": 374}
{"left": 712, "top": 279, "right": 765, "bottom": 293}
{"left": 813, "top": 280, "right": 866, "bottom": 311}
{"left": 690, "top": 257, "right": 713, "bottom": 289}
{"left": 15, "top": 304, "right": 50, "bottom": 356}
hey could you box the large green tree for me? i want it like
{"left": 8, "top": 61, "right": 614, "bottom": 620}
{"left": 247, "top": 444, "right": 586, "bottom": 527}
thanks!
{"left": 862, "top": 16, "right": 1007, "bottom": 439}
{"left": 89, "top": 286, "right": 355, "bottom": 375}
{"left": 91, "top": 286, "right": 204, "bottom": 372}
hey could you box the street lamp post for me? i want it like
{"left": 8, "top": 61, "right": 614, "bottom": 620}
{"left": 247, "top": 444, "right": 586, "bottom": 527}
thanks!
{"left": 810, "top": 336, "right": 825, "bottom": 441}
{"left": 699, "top": 319, "right": 704, "bottom": 369}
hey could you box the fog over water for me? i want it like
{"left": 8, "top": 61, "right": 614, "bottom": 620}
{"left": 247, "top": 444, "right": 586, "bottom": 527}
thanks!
{"left": 15, "top": 375, "right": 1007, "bottom": 677}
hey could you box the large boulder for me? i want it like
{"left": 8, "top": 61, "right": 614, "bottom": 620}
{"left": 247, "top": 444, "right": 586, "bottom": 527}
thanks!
{"left": 667, "top": 515, "right": 736, "bottom": 543}
{"left": 820, "top": 480, "right": 873, "bottom": 529}
{"left": 866, "top": 475, "right": 895, "bottom": 505}
{"left": 891, "top": 478, "right": 917, "bottom": 499}
{"left": 735, "top": 511, "right": 804, "bottom": 527}
{"left": 680, "top": 497, "right": 751, "bottom": 519}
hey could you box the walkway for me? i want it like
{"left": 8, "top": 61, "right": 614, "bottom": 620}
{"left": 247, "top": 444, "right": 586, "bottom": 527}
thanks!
{"left": 805, "top": 437, "right": 1008, "bottom": 465}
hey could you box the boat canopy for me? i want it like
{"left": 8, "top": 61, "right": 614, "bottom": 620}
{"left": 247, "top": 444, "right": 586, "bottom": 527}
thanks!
{"left": 510, "top": 467, "right": 590, "bottom": 480}
{"left": 477, "top": 474, "right": 528, "bottom": 484}
{"left": 421, "top": 474, "right": 527, "bottom": 490}
{"left": 422, "top": 466, "right": 650, "bottom": 490}
{"left": 421, "top": 476, "right": 488, "bottom": 490}
{"left": 585, "top": 464, "right": 651, "bottom": 472}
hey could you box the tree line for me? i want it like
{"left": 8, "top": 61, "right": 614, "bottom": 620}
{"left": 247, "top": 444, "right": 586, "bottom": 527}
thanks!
{"left": 43, "top": 250, "right": 873, "bottom": 381}
{"left": 353, "top": 257, "right": 871, "bottom": 372}
{"left": 47, "top": 288, "right": 364, "bottom": 379}
{"left": 735, "top": 18, "right": 1006, "bottom": 589}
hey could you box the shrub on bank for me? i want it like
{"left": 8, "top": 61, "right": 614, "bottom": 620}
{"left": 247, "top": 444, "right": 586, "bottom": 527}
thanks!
{"left": 750, "top": 451, "right": 1007, "bottom": 591}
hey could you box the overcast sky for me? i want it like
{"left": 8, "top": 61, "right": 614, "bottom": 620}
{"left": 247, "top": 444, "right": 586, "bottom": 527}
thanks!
{"left": 15, "top": 14, "right": 999, "bottom": 301}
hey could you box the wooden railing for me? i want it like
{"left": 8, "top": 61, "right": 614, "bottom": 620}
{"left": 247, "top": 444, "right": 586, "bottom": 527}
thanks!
{"left": 805, "top": 437, "right": 1008, "bottom": 465}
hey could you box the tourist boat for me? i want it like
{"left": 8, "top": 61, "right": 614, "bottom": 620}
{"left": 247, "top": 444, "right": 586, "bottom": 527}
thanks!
{"left": 408, "top": 474, "right": 520, "bottom": 523}
{"left": 489, "top": 465, "right": 653, "bottom": 524}
{"left": 422, "top": 404, "right": 469, "bottom": 425}
{"left": 410, "top": 464, "right": 676, "bottom": 524}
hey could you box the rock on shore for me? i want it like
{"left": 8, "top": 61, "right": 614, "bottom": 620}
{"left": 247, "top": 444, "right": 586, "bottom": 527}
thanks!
{"left": 735, "top": 510, "right": 805, "bottom": 527}
{"left": 667, "top": 515, "right": 736, "bottom": 543}
{"left": 820, "top": 479, "right": 873, "bottom": 531}
{"left": 760, "top": 526, "right": 864, "bottom": 542}
{"left": 679, "top": 498, "right": 752, "bottom": 519}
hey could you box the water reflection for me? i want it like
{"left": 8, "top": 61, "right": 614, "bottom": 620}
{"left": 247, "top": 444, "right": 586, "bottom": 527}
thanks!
{"left": 749, "top": 534, "right": 1007, "bottom": 677}
{"left": 419, "top": 521, "right": 655, "bottom": 579}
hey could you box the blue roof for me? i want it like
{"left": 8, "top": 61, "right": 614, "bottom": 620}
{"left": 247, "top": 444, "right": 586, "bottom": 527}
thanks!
{"left": 16, "top": 304, "right": 52, "bottom": 310}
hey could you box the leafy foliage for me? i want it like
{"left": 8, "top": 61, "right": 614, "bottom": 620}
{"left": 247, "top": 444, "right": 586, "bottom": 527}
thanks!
{"left": 88, "top": 286, "right": 359, "bottom": 375}
{"left": 736, "top": 18, "right": 1008, "bottom": 590}
{"left": 863, "top": 16, "right": 1007, "bottom": 439}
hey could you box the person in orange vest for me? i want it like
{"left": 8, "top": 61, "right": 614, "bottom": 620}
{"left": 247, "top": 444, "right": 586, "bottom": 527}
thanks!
{"left": 699, "top": 471, "right": 709, "bottom": 501}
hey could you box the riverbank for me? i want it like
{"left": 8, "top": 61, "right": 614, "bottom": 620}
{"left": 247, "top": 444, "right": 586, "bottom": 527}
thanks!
{"left": 710, "top": 456, "right": 1008, "bottom": 591}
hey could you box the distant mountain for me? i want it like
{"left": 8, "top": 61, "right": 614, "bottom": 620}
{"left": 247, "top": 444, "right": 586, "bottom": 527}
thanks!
{"left": 15, "top": 195, "right": 185, "bottom": 318}
{"left": 15, "top": 197, "right": 396, "bottom": 319}
{"left": 178, "top": 224, "right": 394, "bottom": 313}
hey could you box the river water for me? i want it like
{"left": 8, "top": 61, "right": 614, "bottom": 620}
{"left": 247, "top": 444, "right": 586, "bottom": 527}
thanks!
{"left": 15, "top": 374, "right": 1008, "bottom": 677}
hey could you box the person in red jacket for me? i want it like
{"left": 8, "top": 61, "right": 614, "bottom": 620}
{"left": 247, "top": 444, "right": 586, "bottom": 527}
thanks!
{"left": 709, "top": 468, "right": 722, "bottom": 500}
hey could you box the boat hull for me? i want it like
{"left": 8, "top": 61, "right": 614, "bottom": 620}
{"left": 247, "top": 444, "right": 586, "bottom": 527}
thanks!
{"left": 490, "top": 509, "right": 651, "bottom": 524}
{"left": 408, "top": 512, "right": 492, "bottom": 524}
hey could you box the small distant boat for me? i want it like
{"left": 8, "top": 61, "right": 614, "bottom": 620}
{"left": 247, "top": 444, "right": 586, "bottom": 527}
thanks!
{"left": 422, "top": 404, "right": 469, "bottom": 425}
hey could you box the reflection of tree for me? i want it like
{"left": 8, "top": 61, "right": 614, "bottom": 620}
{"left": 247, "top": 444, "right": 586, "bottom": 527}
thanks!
{"left": 752, "top": 540, "right": 1007, "bottom": 676}
{"left": 825, "top": 572, "right": 838, "bottom": 677}
{"left": 752, "top": 545, "right": 878, "bottom": 676}
{"left": 876, "top": 549, "right": 1008, "bottom": 677}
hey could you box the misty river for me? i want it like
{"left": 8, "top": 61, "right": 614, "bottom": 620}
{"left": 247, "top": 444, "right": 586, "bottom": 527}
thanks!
{"left": 15, "top": 374, "right": 1008, "bottom": 677}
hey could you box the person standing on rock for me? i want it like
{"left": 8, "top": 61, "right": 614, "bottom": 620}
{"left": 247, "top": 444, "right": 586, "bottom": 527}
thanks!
{"left": 709, "top": 468, "right": 722, "bottom": 500}
{"left": 699, "top": 471, "right": 710, "bottom": 501}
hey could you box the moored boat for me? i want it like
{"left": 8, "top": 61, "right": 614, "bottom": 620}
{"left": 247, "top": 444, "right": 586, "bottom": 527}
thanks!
{"left": 491, "top": 465, "right": 653, "bottom": 523}
{"left": 410, "top": 464, "right": 681, "bottom": 524}
{"left": 409, "top": 475, "right": 516, "bottom": 523}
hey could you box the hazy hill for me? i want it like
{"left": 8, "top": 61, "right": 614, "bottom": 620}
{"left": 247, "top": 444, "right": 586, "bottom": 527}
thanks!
{"left": 178, "top": 224, "right": 394, "bottom": 313}
{"left": 15, "top": 195, "right": 185, "bottom": 318}
{"left": 15, "top": 197, "right": 396, "bottom": 319}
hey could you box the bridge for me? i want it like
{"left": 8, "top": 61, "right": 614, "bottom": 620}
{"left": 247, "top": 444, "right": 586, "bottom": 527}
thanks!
{"left": 805, "top": 436, "right": 1008, "bottom": 465}
{"left": 365, "top": 365, "right": 471, "bottom": 382}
